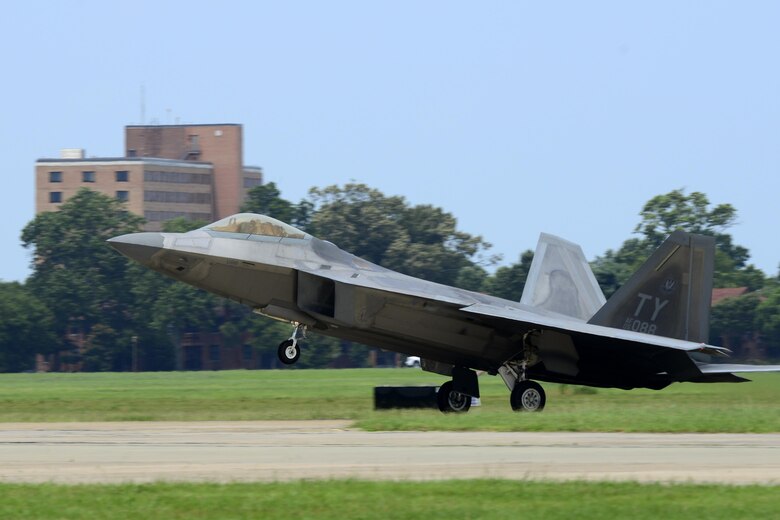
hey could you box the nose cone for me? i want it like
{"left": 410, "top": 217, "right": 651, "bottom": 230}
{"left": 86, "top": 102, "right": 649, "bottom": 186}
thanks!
{"left": 107, "top": 232, "right": 165, "bottom": 266}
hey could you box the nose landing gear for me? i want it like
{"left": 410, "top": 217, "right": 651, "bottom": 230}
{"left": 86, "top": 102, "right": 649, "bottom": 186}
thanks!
{"left": 277, "top": 323, "right": 306, "bottom": 365}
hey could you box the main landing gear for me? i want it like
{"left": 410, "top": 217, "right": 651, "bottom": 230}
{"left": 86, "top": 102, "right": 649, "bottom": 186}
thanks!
{"left": 277, "top": 323, "right": 306, "bottom": 365}
{"left": 510, "top": 380, "right": 546, "bottom": 412}
{"left": 437, "top": 381, "right": 472, "bottom": 413}
{"left": 437, "top": 375, "right": 547, "bottom": 413}
{"left": 434, "top": 363, "right": 547, "bottom": 413}
{"left": 437, "top": 367, "right": 480, "bottom": 413}
{"left": 501, "top": 330, "right": 546, "bottom": 412}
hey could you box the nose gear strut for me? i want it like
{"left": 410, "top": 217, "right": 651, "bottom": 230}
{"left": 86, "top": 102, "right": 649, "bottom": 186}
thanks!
{"left": 277, "top": 322, "right": 307, "bottom": 365}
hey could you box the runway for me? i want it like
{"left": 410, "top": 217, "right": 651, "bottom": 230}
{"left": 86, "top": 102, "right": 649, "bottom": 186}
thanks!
{"left": 1, "top": 421, "right": 779, "bottom": 485}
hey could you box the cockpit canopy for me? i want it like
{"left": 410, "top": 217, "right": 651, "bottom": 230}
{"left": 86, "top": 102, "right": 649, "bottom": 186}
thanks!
{"left": 204, "top": 213, "right": 309, "bottom": 239}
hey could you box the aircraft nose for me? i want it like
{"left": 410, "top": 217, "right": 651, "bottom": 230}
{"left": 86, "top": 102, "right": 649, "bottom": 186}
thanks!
{"left": 107, "top": 232, "right": 165, "bottom": 266}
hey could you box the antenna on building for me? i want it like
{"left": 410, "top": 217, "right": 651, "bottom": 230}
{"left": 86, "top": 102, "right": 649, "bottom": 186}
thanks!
{"left": 140, "top": 84, "right": 146, "bottom": 125}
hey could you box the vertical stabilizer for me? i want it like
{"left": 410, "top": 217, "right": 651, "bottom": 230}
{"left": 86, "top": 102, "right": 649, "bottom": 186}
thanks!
{"left": 520, "top": 233, "right": 606, "bottom": 321}
{"left": 587, "top": 231, "right": 715, "bottom": 342}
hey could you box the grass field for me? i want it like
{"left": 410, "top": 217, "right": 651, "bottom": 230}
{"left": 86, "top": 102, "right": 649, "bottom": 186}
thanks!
{"left": 0, "top": 480, "right": 778, "bottom": 519}
{"left": 0, "top": 368, "right": 778, "bottom": 432}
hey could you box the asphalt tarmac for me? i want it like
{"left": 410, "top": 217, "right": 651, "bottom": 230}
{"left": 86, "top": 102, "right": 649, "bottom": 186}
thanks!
{"left": 1, "top": 421, "right": 778, "bottom": 484}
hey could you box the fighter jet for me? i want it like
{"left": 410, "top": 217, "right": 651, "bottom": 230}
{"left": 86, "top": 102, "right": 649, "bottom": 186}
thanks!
{"left": 108, "top": 213, "right": 780, "bottom": 413}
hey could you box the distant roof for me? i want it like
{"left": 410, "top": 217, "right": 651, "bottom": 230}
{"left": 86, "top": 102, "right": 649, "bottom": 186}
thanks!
{"left": 125, "top": 123, "right": 240, "bottom": 128}
{"left": 711, "top": 287, "right": 749, "bottom": 305}
{"left": 36, "top": 157, "right": 213, "bottom": 168}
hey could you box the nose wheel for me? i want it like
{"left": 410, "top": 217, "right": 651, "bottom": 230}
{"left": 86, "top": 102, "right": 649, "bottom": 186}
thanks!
{"left": 277, "top": 323, "right": 306, "bottom": 365}
{"left": 277, "top": 339, "right": 300, "bottom": 365}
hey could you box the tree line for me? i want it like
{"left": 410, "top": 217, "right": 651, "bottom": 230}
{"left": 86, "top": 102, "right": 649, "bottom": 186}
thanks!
{"left": 1, "top": 185, "right": 778, "bottom": 372}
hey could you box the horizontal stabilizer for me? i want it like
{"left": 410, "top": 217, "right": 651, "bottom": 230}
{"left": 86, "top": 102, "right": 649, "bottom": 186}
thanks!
{"left": 697, "top": 363, "right": 780, "bottom": 374}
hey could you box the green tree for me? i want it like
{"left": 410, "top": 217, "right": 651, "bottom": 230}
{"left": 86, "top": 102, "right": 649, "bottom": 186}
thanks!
{"left": 162, "top": 216, "right": 209, "bottom": 233}
{"left": 238, "top": 314, "right": 343, "bottom": 369}
{"left": 0, "top": 282, "right": 57, "bottom": 372}
{"left": 304, "top": 183, "right": 499, "bottom": 367}
{"left": 308, "top": 183, "right": 408, "bottom": 265}
{"left": 636, "top": 189, "right": 738, "bottom": 247}
{"left": 242, "top": 318, "right": 292, "bottom": 368}
{"left": 383, "top": 205, "right": 491, "bottom": 285}
{"left": 21, "top": 189, "right": 144, "bottom": 365}
{"left": 591, "top": 238, "right": 649, "bottom": 298}
{"left": 308, "top": 183, "right": 494, "bottom": 285}
{"left": 81, "top": 324, "right": 130, "bottom": 372}
{"left": 147, "top": 214, "right": 223, "bottom": 336}
{"left": 125, "top": 216, "right": 225, "bottom": 370}
{"left": 147, "top": 282, "right": 218, "bottom": 334}
{"left": 454, "top": 264, "right": 488, "bottom": 292}
{"left": 755, "top": 287, "right": 780, "bottom": 359}
{"left": 593, "top": 190, "right": 772, "bottom": 358}
{"left": 638, "top": 190, "right": 765, "bottom": 289}
{"left": 242, "top": 182, "right": 294, "bottom": 221}
{"left": 18, "top": 190, "right": 214, "bottom": 372}
{"left": 242, "top": 182, "right": 313, "bottom": 231}
{"left": 482, "top": 250, "right": 534, "bottom": 301}
{"left": 716, "top": 264, "right": 766, "bottom": 292}
{"left": 595, "top": 189, "right": 766, "bottom": 294}
{"left": 709, "top": 294, "right": 761, "bottom": 355}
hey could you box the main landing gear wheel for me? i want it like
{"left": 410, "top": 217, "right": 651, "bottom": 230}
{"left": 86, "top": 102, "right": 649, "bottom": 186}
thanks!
{"left": 437, "top": 381, "right": 472, "bottom": 413}
{"left": 510, "top": 380, "right": 546, "bottom": 412}
{"left": 277, "top": 339, "right": 300, "bottom": 365}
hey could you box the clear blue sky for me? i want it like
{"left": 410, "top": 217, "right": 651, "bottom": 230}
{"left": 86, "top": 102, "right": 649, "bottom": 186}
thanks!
{"left": 2, "top": 1, "right": 778, "bottom": 282}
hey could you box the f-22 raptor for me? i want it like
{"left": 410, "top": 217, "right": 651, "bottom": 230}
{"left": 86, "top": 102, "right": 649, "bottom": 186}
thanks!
{"left": 109, "top": 213, "right": 780, "bottom": 413}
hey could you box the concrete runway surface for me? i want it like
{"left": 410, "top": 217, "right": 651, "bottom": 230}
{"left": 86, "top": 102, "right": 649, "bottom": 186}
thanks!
{"left": 1, "top": 421, "right": 779, "bottom": 485}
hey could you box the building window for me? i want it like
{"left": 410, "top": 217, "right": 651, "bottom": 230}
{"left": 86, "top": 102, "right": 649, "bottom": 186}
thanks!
{"left": 116, "top": 170, "right": 129, "bottom": 182}
{"left": 116, "top": 191, "right": 129, "bottom": 202}
{"left": 209, "top": 345, "right": 221, "bottom": 362}
{"left": 145, "top": 210, "right": 213, "bottom": 222}
{"left": 144, "top": 170, "right": 211, "bottom": 185}
{"left": 243, "top": 177, "right": 262, "bottom": 188}
{"left": 50, "top": 192, "right": 62, "bottom": 203}
{"left": 82, "top": 171, "right": 96, "bottom": 183}
{"left": 49, "top": 171, "right": 62, "bottom": 183}
{"left": 127, "top": 149, "right": 137, "bottom": 157}
{"left": 144, "top": 190, "right": 211, "bottom": 204}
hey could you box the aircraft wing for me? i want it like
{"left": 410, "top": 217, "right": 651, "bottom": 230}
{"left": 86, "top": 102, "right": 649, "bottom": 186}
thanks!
{"left": 461, "top": 302, "right": 780, "bottom": 387}
{"left": 460, "top": 301, "right": 738, "bottom": 387}
{"left": 461, "top": 302, "right": 728, "bottom": 355}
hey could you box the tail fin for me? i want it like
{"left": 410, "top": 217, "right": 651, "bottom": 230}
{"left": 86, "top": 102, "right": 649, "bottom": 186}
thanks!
{"left": 587, "top": 231, "right": 715, "bottom": 342}
{"left": 520, "top": 233, "right": 606, "bottom": 321}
